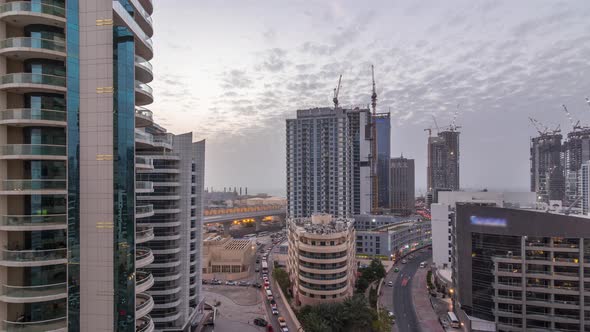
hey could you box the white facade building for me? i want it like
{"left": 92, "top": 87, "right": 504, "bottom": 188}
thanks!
{"left": 431, "top": 191, "right": 536, "bottom": 269}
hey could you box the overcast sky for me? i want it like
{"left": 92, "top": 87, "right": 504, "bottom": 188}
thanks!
{"left": 150, "top": 0, "right": 590, "bottom": 196}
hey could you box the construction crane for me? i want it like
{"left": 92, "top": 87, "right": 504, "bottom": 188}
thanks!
{"left": 449, "top": 104, "right": 460, "bottom": 131}
{"left": 370, "top": 65, "right": 378, "bottom": 213}
{"left": 586, "top": 97, "right": 590, "bottom": 108}
{"left": 561, "top": 104, "right": 581, "bottom": 130}
{"left": 528, "top": 117, "right": 561, "bottom": 136}
{"left": 333, "top": 75, "right": 342, "bottom": 108}
{"left": 431, "top": 115, "right": 440, "bottom": 133}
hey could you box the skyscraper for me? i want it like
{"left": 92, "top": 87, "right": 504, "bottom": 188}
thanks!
{"left": 427, "top": 130, "right": 460, "bottom": 192}
{"left": 0, "top": 1, "right": 204, "bottom": 331}
{"left": 375, "top": 112, "right": 391, "bottom": 209}
{"left": 563, "top": 128, "right": 590, "bottom": 205}
{"left": 530, "top": 132, "right": 564, "bottom": 202}
{"left": 286, "top": 107, "right": 372, "bottom": 218}
{"left": 390, "top": 156, "right": 415, "bottom": 215}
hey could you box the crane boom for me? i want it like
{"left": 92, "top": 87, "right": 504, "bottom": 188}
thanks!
{"left": 562, "top": 104, "right": 580, "bottom": 130}
{"left": 431, "top": 115, "right": 440, "bottom": 133}
{"left": 450, "top": 104, "right": 460, "bottom": 131}
{"left": 333, "top": 75, "right": 342, "bottom": 108}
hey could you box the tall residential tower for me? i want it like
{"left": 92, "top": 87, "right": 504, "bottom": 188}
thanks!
{"left": 286, "top": 107, "right": 372, "bottom": 218}
{"left": 0, "top": 1, "right": 205, "bottom": 331}
{"left": 375, "top": 112, "right": 390, "bottom": 209}
{"left": 390, "top": 155, "right": 415, "bottom": 215}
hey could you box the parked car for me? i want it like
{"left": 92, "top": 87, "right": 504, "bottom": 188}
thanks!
{"left": 401, "top": 259, "right": 407, "bottom": 264}
{"left": 225, "top": 281, "right": 237, "bottom": 286}
{"left": 211, "top": 279, "right": 222, "bottom": 285}
{"left": 252, "top": 283, "right": 262, "bottom": 288}
{"left": 238, "top": 281, "right": 249, "bottom": 286}
{"left": 202, "top": 279, "right": 208, "bottom": 285}
{"left": 254, "top": 318, "right": 268, "bottom": 327}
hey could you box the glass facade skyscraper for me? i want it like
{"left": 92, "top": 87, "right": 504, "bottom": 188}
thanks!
{"left": 0, "top": 1, "right": 205, "bottom": 331}
{"left": 375, "top": 113, "right": 390, "bottom": 209}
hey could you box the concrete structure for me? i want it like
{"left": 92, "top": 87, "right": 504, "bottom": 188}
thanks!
{"left": 563, "top": 128, "right": 590, "bottom": 205}
{"left": 0, "top": 1, "right": 205, "bottom": 331}
{"left": 452, "top": 204, "right": 590, "bottom": 332}
{"left": 530, "top": 132, "right": 564, "bottom": 203}
{"left": 431, "top": 192, "right": 536, "bottom": 269}
{"left": 355, "top": 220, "right": 431, "bottom": 259}
{"left": 286, "top": 107, "right": 372, "bottom": 218}
{"left": 375, "top": 112, "right": 391, "bottom": 209}
{"left": 427, "top": 130, "right": 460, "bottom": 193}
{"left": 390, "top": 155, "right": 415, "bottom": 215}
{"left": 286, "top": 214, "right": 356, "bottom": 306}
{"left": 201, "top": 235, "right": 256, "bottom": 280}
{"left": 353, "top": 214, "right": 422, "bottom": 231}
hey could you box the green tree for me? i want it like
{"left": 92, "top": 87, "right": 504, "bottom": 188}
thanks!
{"left": 371, "top": 309, "right": 393, "bottom": 332}
{"left": 273, "top": 267, "right": 291, "bottom": 299}
{"left": 369, "top": 258, "right": 386, "bottom": 280}
{"left": 355, "top": 275, "right": 369, "bottom": 293}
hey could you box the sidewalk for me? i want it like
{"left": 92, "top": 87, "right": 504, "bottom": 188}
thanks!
{"left": 412, "top": 268, "right": 444, "bottom": 332}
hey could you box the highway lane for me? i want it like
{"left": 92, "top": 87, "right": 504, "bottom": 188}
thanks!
{"left": 392, "top": 251, "right": 431, "bottom": 332}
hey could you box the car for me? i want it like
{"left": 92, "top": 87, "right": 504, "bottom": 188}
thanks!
{"left": 253, "top": 318, "right": 268, "bottom": 327}
{"left": 252, "top": 283, "right": 262, "bottom": 288}
{"left": 262, "top": 274, "right": 268, "bottom": 279}
{"left": 225, "top": 281, "right": 237, "bottom": 286}
{"left": 387, "top": 281, "right": 393, "bottom": 287}
{"left": 278, "top": 316, "right": 287, "bottom": 327}
{"left": 255, "top": 268, "right": 260, "bottom": 272}
{"left": 238, "top": 281, "right": 250, "bottom": 286}
{"left": 272, "top": 308, "right": 279, "bottom": 315}
{"left": 401, "top": 259, "right": 407, "bottom": 264}
{"left": 212, "top": 279, "right": 222, "bottom": 285}
{"left": 202, "top": 279, "right": 208, "bottom": 285}
{"left": 393, "top": 267, "right": 399, "bottom": 273}
{"left": 267, "top": 326, "right": 274, "bottom": 332}
{"left": 270, "top": 301, "right": 277, "bottom": 309}
{"left": 281, "top": 328, "right": 289, "bottom": 332}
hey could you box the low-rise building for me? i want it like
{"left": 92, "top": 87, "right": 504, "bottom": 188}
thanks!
{"left": 202, "top": 235, "right": 256, "bottom": 280}
{"left": 356, "top": 220, "right": 432, "bottom": 260}
{"left": 353, "top": 214, "right": 422, "bottom": 231}
{"left": 287, "top": 214, "right": 356, "bottom": 306}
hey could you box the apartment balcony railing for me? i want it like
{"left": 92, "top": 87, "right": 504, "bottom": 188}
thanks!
{"left": 3, "top": 316, "right": 66, "bottom": 332}
{"left": 0, "top": 144, "right": 66, "bottom": 158}
{"left": 0, "top": 248, "right": 67, "bottom": 263}
{"left": 0, "top": 214, "right": 66, "bottom": 229}
{"left": 0, "top": 37, "right": 65, "bottom": 54}
{"left": 1, "top": 179, "right": 66, "bottom": 191}
{"left": 0, "top": 109, "right": 66, "bottom": 124}
{"left": 0, "top": 73, "right": 66, "bottom": 88}
{"left": 0, "top": 282, "right": 66, "bottom": 301}
{"left": 0, "top": 1, "right": 66, "bottom": 18}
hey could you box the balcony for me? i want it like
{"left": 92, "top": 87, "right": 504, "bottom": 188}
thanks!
{"left": 129, "top": 0, "right": 153, "bottom": 38}
{"left": 0, "top": 214, "right": 67, "bottom": 231}
{"left": 0, "top": 37, "right": 65, "bottom": 60}
{"left": 0, "top": 109, "right": 66, "bottom": 127}
{"left": 0, "top": 248, "right": 67, "bottom": 267}
{"left": 0, "top": 144, "right": 66, "bottom": 160}
{"left": 136, "top": 293, "right": 154, "bottom": 319}
{"left": 135, "top": 107, "right": 153, "bottom": 128}
{"left": 136, "top": 181, "right": 154, "bottom": 193}
{"left": 0, "top": 1, "right": 66, "bottom": 27}
{"left": 0, "top": 282, "right": 66, "bottom": 303}
{"left": 136, "top": 204, "right": 154, "bottom": 219}
{"left": 136, "top": 270, "right": 154, "bottom": 294}
{"left": 138, "top": 0, "right": 153, "bottom": 15}
{"left": 0, "top": 179, "right": 66, "bottom": 195}
{"left": 136, "top": 247, "right": 154, "bottom": 268}
{"left": 136, "top": 156, "right": 154, "bottom": 170}
{"left": 136, "top": 315, "right": 154, "bottom": 332}
{"left": 0, "top": 73, "right": 66, "bottom": 93}
{"left": 135, "top": 81, "right": 153, "bottom": 106}
{"left": 135, "top": 55, "right": 153, "bottom": 83}
{"left": 2, "top": 316, "right": 67, "bottom": 332}
{"left": 136, "top": 225, "right": 154, "bottom": 244}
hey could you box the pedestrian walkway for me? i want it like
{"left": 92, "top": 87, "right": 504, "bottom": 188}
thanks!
{"left": 411, "top": 268, "right": 444, "bottom": 332}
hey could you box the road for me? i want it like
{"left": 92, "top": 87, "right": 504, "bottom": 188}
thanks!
{"left": 392, "top": 251, "right": 431, "bottom": 332}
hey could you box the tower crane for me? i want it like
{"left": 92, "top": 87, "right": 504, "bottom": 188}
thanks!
{"left": 449, "top": 104, "right": 460, "bottom": 131}
{"left": 528, "top": 117, "right": 548, "bottom": 136}
{"left": 561, "top": 104, "right": 581, "bottom": 130}
{"left": 431, "top": 115, "right": 440, "bottom": 133}
{"left": 333, "top": 75, "right": 342, "bottom": 108}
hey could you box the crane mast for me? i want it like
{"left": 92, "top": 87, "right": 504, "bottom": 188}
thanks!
{"left": 333, "top": 75, "right": 342, "bottom": 108}
{"left": 370, "top": 65, "right": 378, "bottom": 213}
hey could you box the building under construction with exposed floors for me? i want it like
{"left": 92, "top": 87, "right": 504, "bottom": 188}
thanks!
{"left": 427, "top": 129, "right": 460, "bottom": 193}
{"left": 530, "top": 131, "right": 564, "bottom": 202}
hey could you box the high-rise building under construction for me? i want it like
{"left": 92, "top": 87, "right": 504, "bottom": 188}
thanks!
{"left": 427, "top": 130, "right": 460, "bottom": 192}
{"left": 563, "top": 128, "right": 590, "bottom": 204}
{"left": 530, "top": 132, "right": 564, "bottom": 202}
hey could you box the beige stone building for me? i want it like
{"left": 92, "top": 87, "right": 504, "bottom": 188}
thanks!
{"left": 287, "top": 214, "right": 356, "bottom": 306}
{"left": 202, "top": 235, "right": 256, "bottom": 280}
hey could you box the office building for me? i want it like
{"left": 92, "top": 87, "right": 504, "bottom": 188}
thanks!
{"left": 375, "top": 112, "right": 390, "bottom": 209}
{"left": 530, "top": 132, "right": 564, "bottom": 202}
{"left": 452, "top": 204, "right": 590, "bottom": 332}
{"left": 286, "top": 107, "right": 372, "bottom": 218}
{"left": 355, "top": 219, "right": 431, "bottom": 259}
{"left": 431, "top": 192, "right": 536, "bottom": 269}
{"left": 390, "top": 156, "right": 415, "bottom": 215}
{"left": 427, "top": 130, "right": 460, "bottom": 192}
{"left": 0, "top": 1, "right": 205, "bottom": 331}
{"left": 286, "top": 214, "right": 356, "bottom": 306}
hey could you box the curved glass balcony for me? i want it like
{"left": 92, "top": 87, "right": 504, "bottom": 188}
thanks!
{"left": 134, "top": 81, "right": 153, "bottom": 106}
{"left": 135, "top": 107, "right": 153, "bottom": 128}
{"left": 0, "top": 37, "right": 66, "bottom": 55}
{"left": 1, "top": 282, "right": 66, "bottom": 301}
{"left": 138, "top": 0, "right": 153, "bottom": 15}
{"left": 136, "top": 293, "right": 154, "bottom": 318}
{"left": 136, "top": 204, "right": 154, "bottom": 219}
{"left": 1, "top": 248, "right": 67, "bottom": 263}
{"left": 0, "top": 144, "right": 66, "bottom": 158}
{"left": 3, "top": 316, "right": 67, "bottom": 332}
{"left": 0, "top": 214, "right": 66, "bottom": 230}
{"left": 0, "top": 73, "right": 66, "bottom": 90}
{"left": 135, "top": 156, "right": 154, "bottom": 169}
{"left": 1, "top": 179, "right": 66, "bottom": 192}
{"left": 0, "top": 1, "right": 66, "bottom": 18}
{"left": 136, "top": 315, "right": 154, "bottom": 332}
{"left": 136, "top": 226, "right": 154, "bottom": 244}
{"left": 0, "top": 109, "right": 66, "bottom": 125}
{"left": 136, "top": 247, "right": 154, "bottom": 268}
{"left": 136, "top": 181, "right": 153, "bottom": 192}
{"left": 136, "top": 270, "right": 154, "bottom": 294}
{"left": 135, "top": 55, "right": 153, "bottom": 83}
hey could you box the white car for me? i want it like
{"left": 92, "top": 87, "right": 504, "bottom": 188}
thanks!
{"left": 387, "top": 281, "right": 393, "bottom": 287}
{"left": 272, "top": 308, "right": 279, "bottom": 315}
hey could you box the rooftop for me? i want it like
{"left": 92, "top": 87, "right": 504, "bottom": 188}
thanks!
{"left": 289, "top": 213, "right": 354, "bottom": 235}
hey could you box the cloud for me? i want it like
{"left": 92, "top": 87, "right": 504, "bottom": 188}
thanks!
{"left": 258, "top": 48, "right": 289, "bottom": 72}
{"left": 220, "top": 70, "right": 253, "bottom": 90}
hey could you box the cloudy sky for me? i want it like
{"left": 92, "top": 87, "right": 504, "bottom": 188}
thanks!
{"left": 150, "top": 0, "right": 590, "bottom": 196}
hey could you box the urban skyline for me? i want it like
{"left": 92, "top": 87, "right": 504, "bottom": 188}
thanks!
{"left": 151, "top": 0, "right": 590, "bottom": 195}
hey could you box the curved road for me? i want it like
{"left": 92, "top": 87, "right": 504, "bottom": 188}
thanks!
{"left": 392, "top": 251, "right": 431, "bottom": 332}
